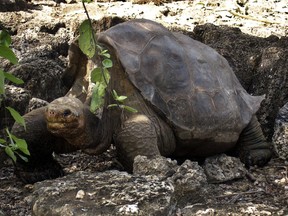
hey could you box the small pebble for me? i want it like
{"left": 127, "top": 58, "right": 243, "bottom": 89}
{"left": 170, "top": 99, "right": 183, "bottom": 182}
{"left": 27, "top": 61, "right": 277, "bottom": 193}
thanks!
{"left": 76, "top": 190, "right": 85, "bottom": 199}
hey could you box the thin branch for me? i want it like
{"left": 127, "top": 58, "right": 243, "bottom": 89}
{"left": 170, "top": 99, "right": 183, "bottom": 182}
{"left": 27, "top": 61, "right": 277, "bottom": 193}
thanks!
{"left": 82, "top": 1, "right": 121, "bottom": 109}
{"left": 228, "top": 10, "right": 284, "bottom": 25}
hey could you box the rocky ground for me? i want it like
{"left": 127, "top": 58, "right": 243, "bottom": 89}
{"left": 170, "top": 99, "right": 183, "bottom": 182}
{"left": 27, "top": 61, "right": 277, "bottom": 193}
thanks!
{"left": 0, "top": 0, "right": 288, "bottom": 215}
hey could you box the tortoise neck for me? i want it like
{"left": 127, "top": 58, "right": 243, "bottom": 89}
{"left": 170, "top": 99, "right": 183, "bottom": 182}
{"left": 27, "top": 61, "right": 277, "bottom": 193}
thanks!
{"left": 63, "top": 107, "right": 102, "bottom": 150}
{"left": 78, "top": 101, "right": 121, "bottom": 155}
{"left": 96, "top": 104, "right": 121, "bottom": 152}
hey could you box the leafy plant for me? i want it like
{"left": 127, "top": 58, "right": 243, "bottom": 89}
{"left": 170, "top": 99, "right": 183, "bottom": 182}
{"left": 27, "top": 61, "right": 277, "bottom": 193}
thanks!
{"left": 79, "top": 0, "right": 137, "bottom": 114}
{"left": 0, "top": 29, "right": 30, "bottom": 163}
{"left": 107, "top": 90, "right": 138, "bottom": 113}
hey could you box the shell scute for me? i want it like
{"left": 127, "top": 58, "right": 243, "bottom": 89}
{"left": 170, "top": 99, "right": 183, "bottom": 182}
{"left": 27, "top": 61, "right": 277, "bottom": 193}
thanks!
{"left": 98, "top": 19, "right": 264, "bottom": 140}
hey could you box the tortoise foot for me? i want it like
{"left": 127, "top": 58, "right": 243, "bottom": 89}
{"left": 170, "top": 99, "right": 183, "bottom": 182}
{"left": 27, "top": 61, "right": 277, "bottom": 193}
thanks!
{"left": 14, "top": 160, "right": 64, "bottom": 184}
{"left": 240, "top": 149, "right": 272, "bottom": 168}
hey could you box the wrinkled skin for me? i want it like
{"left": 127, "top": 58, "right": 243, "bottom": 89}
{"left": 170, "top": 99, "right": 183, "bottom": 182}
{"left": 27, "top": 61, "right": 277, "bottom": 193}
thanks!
{"left": 45, "top": 98, "right": 85, "bottom": 137}
{"left": 12, "top": 97, "right": 101, "bottom": 183}
{"left": 12, "top": 19, "right": 272, "bottom": 183}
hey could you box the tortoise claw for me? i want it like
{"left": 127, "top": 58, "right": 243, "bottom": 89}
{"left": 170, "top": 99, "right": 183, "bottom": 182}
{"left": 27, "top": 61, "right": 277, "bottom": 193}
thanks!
{"left": 14, "top": 160, "right": 64, "bottom": 184}
{"left": 240, "top": 149, "right": 272, "bottom": 168}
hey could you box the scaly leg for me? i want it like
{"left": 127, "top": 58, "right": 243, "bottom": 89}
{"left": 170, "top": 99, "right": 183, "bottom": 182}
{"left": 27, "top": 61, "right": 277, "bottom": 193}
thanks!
{"left": 114, "top": 114, "right": 162, "bottom": 172}
{"left": 237, "top": 115, "right": 273, "bottom": 167}
{"left": 12, "top": 107, "right": 65, "bottom": 183}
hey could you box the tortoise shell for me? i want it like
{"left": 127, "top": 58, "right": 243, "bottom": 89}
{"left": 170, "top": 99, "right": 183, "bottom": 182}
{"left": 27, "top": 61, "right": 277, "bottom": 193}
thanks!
{"left": 98, "top": 19, "right": 264, "bottom": 141}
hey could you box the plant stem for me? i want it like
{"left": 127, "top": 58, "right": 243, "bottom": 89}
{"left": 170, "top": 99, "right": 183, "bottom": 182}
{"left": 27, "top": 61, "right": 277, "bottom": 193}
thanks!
{"left": 82, "top": 0, "right": 124, "bottom": 111}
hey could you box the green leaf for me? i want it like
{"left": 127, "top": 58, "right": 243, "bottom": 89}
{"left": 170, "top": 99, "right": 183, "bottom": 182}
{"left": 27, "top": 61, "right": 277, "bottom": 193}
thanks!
{"left": 15, "top": 152, "right": 28, "bottom": 162}
{"left": 0, "top": 69, "right": 5, "bottom": 95}
{"left": 0, "top": 45, "right": 18, "bottom": 64}
{"left": 78, "top": 20, "right": 95, "bottom": 58}
{"left": 111, "top": 90, "right": 127, "bottom": 103}
{"left": 96, "top": 44, "right": 103, "bottom": 51}
{"left": 90, "top": 67, "right": 110, "bottom": 84}
{"left": 123, "top": 105, "right": 138, "bottom": 113}
{"left": 6, "top": 107, "right": 26, "bottom": 130}
{"left": 107, "top": 104, "right": 138, "bottom": 113}
{"left": 0, "top": 30, "right": 11, "bottom": 47}
{"left": 117, "top": 95, "right": 127, "bottom": 103}
{"left": 5, "top": 146, "right": 16, "bottom": 162}
{"left": 101, "top": 53, "right": 111, "bottom": 58}
{"left": 107, "top": 104, "right": 118, "bottom": 109}
{"left": 4, "top": 72, "right": 24, "bottom": 84}
{"left": 100, "top": 49, "right": 110, "bottom": 58}
{"left": 90, "top": 67, "right": 102, "bottom": 83}
{"left": 112, "top": 90, "right": 118, "bottom": 100}
{"left": 5, "top": 128, "right": 14, "bottom": 144}
{"left": 11, "top": 134, "right": 30, "bottom": 156}
{"left": 0, "top": 138, "right": 6, "bottom": 144}
{"left": 103, "top": 68, "right": 111, "bottom": 82}
{"left": 90, "top": 82, "right": 106, "bottom": 113}
{"left": 102, "top": 59, "right": 113, "bottom": 69}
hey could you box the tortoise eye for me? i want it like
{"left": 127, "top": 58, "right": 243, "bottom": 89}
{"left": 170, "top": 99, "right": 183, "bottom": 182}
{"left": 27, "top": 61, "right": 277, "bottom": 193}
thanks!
{"left": 63, "top": 109, "right": 71, "bottom": 117}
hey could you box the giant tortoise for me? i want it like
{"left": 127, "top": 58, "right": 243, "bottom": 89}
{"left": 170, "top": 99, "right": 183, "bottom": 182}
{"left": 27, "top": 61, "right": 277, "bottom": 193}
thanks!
{"left": 12, "top": 19, "right": 272, "bottom": 183}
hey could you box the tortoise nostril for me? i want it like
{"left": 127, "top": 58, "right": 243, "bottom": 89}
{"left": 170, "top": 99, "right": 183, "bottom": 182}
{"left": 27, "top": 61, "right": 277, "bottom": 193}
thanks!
{"left": 63, "top": 109, "right": 71, "bottom": 117}
{"left": 48, "top": 110, "right": 54, "bottom": 115}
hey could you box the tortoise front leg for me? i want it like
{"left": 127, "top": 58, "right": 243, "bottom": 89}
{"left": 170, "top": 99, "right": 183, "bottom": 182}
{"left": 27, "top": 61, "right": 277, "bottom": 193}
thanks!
{"left": 114, "top": 114, "right": 162, "bottom": 172}
{"left": 11, "top": 107, "right": 66, "bottom": 183}
{"left": 237, "top": 115, "right": 273, "bottom": 167}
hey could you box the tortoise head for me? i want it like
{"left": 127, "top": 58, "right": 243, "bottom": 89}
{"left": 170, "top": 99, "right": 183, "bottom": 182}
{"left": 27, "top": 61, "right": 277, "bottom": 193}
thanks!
{"left": 45, "top": 97, "right": 85, "bottom": 138}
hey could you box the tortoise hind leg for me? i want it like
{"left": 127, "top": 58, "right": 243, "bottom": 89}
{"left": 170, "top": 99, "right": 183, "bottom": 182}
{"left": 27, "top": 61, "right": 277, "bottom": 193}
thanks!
{"left": 237, "top": 115, "right": 273, "bottom": 167}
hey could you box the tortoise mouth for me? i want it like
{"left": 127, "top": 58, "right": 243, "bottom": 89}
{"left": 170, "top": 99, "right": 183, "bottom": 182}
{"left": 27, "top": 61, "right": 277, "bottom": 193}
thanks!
{"left": 47, "top": 121, "right": 84, "bottom": 137}
{"left": 47, "top": 121, "right": 81, "bottom": 131}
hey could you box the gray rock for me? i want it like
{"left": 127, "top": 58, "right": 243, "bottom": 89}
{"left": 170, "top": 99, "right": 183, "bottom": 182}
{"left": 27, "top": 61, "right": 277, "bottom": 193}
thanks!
{"left": 30, "top": 170, "right": 175, "bottom": 216}
{"left": 179, "top": 203, "right": 275, "bottom": 216}
{"left": 133, "top": 156, "right": 208, "bottom": 205}
{"left": 128, "top": 0, "right": 173, "bottom": 4}
{"left": 0, "top": 0, "right": 29, "bottom": 12}
{"left": 8, "top": 59, "right": 68, "bottom": 102}
{"left": 0, "top": 85, "right": 30, "bottom": 165}
{"left": 170, "top": 160, "right": 208, "bottom": 206}
{"left": 133, "top": 155, "right": 178, "bottom": 179}
{"left": 273, "top": 102, "right": 288, "bottom": 160}
{"left": 203, "top": 154, "right": 247, "bottom": 183}
{"left": 171, "top": 160, "right": 207, "bottom": 191}
{"left": 0, "top": 85, "right": 30, "bottom": 130}
{"left": 29, "top": 157, "right": 212, "bottom": 216}
{"left": 0, "top": 0, "right": 15, "bottom": 4}
{"left": 27, "top": 98, "right": 49, "bottom": 112}
{"left": 2, "top": 85, "right": 31, "bottom": 111}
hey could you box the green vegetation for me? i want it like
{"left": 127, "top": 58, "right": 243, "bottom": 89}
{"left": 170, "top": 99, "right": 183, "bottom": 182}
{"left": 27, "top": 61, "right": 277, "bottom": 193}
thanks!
{"left": 80, "top": 0, "right": 137, "bottom": 114}
{"left": 0, "top": 29, "right": 30, "bottom": 163}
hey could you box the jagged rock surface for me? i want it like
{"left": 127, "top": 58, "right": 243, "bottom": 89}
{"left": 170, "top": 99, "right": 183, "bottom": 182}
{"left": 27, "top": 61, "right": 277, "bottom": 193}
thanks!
{"left": 0, "top": 1, "right": 288, "bottom": 215}
{"left": 8, "top": 59, "right": 68, "bottom": 102}
{"left": 29, "top": 156, "right": 210, "bottom": 216}
{"left": 133, "top": 155, "right": 178, "bottom": 179}
{"left": 203, "top": 154, "right": 247, "bottom": 183}
{"left": 0, "top": 85, "right": 30, "bottom": 130}
{"left": 30, "top": 170, "right": 175, "bottom": 215}
{"left": 273, "top": 102, "right": 288, "bottom": 160}
{"left": 27, "top": 98, "right": 49, "bottom": 112}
